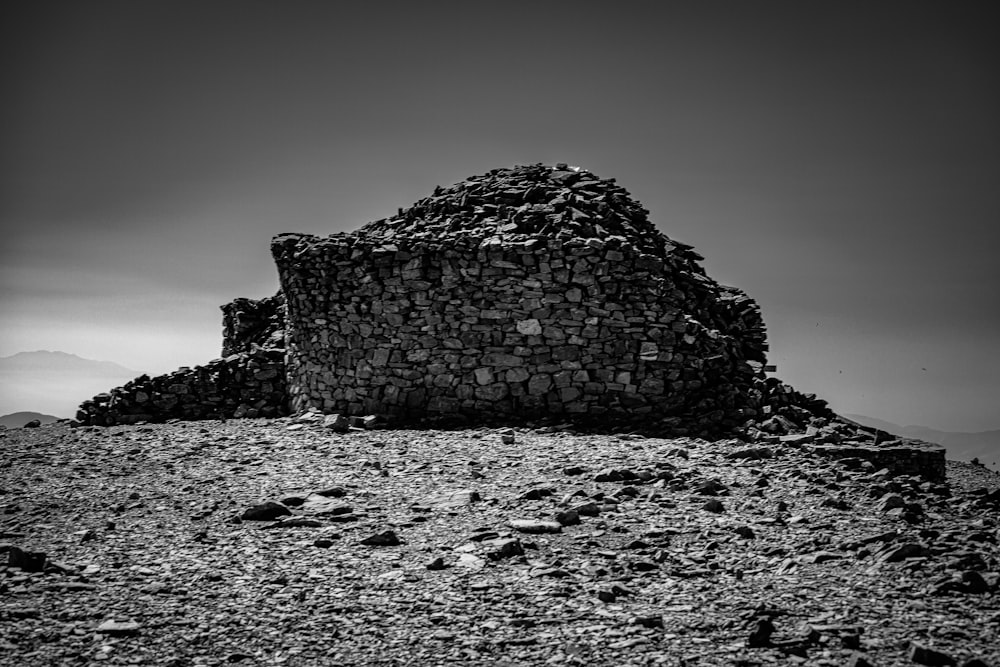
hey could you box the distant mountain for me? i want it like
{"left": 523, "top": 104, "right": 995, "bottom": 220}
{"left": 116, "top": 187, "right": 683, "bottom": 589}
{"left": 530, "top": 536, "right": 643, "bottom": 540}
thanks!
{"left": 843, "top": 413, "right": 1000, "bottom": 469}
{"left": 0, "top": 351, "right": 137, "bottom": 375}
{"left": 0, "top": 351, "right": 141, "bottom": 419}
{"left": 0, "top": 411, "right": 61, "bottom": 429}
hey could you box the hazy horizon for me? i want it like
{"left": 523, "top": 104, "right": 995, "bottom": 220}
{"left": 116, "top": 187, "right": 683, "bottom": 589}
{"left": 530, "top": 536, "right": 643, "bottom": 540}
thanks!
{"left": 2, "top": 2, "right": 998, "bottom": 432}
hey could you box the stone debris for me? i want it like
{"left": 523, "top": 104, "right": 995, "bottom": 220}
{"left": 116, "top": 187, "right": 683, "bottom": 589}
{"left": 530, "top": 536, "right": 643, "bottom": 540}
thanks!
{"left": 7, "top": 546, "right": 46, "bottom": 572}
{"left": 239, "top": 502, "right": 291, "bottom": 521}
{"left": 508, "top": 519, "right": 563, "bottom": 534}
{"left": 95, "top": 619, "right": 141, "bottom": 636}
{"left": 4, "top": 389, "right": 992, "bottom": 663}
{"left": 359, "top": 530, "right": 401, "bottom": 547}
{"left": 909, "top": 642, "right": 958, "bottom": 666}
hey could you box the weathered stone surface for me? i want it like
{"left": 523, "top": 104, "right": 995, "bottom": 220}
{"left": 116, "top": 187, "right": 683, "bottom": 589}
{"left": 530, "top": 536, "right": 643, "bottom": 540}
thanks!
{"left": 271, "top": 164, "right": 776, "bottom": 434}
{"left": 72, "top": 163, "right": 943, "bottom": 483}
{"left": 221, "top": 292, "right": 286, "bottom": 356}
{"left": 76, "top": 348, "right": 287, "bottom": 426}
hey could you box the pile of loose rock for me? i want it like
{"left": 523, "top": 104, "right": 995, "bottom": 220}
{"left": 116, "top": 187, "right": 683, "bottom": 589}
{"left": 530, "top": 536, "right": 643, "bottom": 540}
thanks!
{"left": 75, "top": 348, "right": 287, "bottom": 426}
{"left": 0, "top": 419, "right": 991, "bottom": 665}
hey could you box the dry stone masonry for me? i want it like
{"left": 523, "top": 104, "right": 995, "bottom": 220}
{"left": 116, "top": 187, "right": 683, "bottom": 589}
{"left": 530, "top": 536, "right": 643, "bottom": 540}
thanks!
{"left": 221, "top": 292, "right": 286, "bottom": 356}
{"left": 273, "top": 163, "right": 773, "bottom": 435}
{"left": 75, "top": 349, "right": 286, "bottom": 426}
{"left": 73, "top": 162, "right": 944, "bottom": 479}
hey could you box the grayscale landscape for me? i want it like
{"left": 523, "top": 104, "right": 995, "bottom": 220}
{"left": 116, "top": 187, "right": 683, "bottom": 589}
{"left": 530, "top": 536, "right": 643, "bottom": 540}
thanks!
{"left": 2, "top": 2, "right": 997, "bottom": 666}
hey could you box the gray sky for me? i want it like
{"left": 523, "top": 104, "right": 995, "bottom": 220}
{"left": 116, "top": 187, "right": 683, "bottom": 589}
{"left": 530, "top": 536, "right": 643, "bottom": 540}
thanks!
{"left": 2, "top": 1, "right": 998, "bottom": 431}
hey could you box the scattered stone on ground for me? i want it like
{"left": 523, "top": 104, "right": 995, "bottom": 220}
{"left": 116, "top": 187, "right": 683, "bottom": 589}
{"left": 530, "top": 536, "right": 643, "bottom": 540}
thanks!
{"left": 1, "top": 420, "right": 996, "bottom": 666}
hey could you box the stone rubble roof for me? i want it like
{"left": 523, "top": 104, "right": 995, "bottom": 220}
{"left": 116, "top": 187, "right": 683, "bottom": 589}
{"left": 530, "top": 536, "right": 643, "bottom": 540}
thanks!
{"left": 357, "top": 163, "right": 701, "bottom": 259}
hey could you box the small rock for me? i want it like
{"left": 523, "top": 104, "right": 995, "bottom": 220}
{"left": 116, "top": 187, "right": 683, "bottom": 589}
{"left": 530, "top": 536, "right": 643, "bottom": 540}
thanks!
{"left": 426, "top": 557, "right": 447, "bottom": 570}
{"left": 433, "top": 489, "right": 481, "bottom": 507}
{"left": 821, "top": 497, "right": 851, "bottom": 510}
{"left": 322, "top": 414, "right": 350, "bottom": 432}
{"left": 596, "top": 589, "right": 617, "bottom": 603}
{"left": 350, "top": 415, "right": 378, "bottom": 429}
{"left": 240, "top": 502, "right": 291, "bottom": 521}
{"left": 804, "top": 550, "right": 844, "bottom": 564}
{"left": 631, "top": 615, "right": 664, "bottom": 629}
{"left": 226, "top": 653, "right": 254, "bottom": 663}
{"left": 845, "top": 653, "right": 876, "bottom": 667}
{"left": 726, "top": 447, "right": 774, "bottom": 460}
{"left": 456, "top": 553, "right": 486, "bottom": 569}
{"left": 702, "top": 499, "right": 725, "bottom": 513}
{"left": 484, "top": 538, "right": 524, "bottom": 560}
{"left": 314, "top": 486, "right": 347, "bottom": 498}
{"left": 313, "top": 538, "right": 337, "bottom": 548}
{"left": 508, "top": 519, "right": 562, "bottom": 534}
{"left": 594, "top": 468, "right": 636, "bottom": 482}
{"left": 554, "top": 510, "right": 581, "bottom": 526}
{"left": 879, "top": 542, "right": 930, "bottom": 563}
{"left": 360, "top": 530, "right": 400, "bottom": 546}
{"left": 877, "top": 493, "right": 906, "bottom": 512}
{"left": 572, "top": 502, "right": 601, "bottom": 517}
{"left": 909, "top": 642, "right": 957, "bottom": 666}
{"left": 262, "top": 518, "right": 324, "bottom": 529}
{"left": 629, "top": 560, "right": 658, "bottom": 572}
{"left": 8, "top": 546, "right": 46, "bottom": 572}
{"left": 95, "top": 619, "right": 141, "bottom": 636}
{"left": 694, "top": 479, "right": 728, "bottom": 495}
{"left": 735, "top": 525, "right": 756, "bottom": 539}
{"left": 747, "top": 618, "right": 775, "bottom": 647}
{"left": 961, "top": 570, "right": 990, "bottom": 594}
{"left": 518, "top": 487, "right": 555, "bottom": 501}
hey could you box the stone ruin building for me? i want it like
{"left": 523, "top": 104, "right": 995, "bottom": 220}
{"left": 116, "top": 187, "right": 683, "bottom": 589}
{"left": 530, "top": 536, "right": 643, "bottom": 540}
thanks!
{"left": 78, "top": 163, "right": 831, "bottom": 437}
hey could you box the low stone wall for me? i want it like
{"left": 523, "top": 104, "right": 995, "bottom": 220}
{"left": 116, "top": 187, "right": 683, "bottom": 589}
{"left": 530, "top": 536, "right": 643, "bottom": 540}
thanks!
{"left": 806, "top": 441, "right": 947, "bottom": 481}
{"left": 272, "top": 231, "right": 770, "bottom": 435}
{"left": 76, "top": 349, "right": 288, "bottom": 426}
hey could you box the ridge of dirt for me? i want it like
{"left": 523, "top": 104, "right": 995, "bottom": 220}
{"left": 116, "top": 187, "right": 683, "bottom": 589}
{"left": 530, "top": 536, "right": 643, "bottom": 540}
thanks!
{"left": 1, "top": 420, "right": 998, "bottom": 666}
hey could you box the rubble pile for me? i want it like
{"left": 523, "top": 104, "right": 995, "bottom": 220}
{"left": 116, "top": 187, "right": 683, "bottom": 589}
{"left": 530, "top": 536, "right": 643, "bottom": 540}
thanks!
{"left": 75, "top": 349, "right": 287, "bottom": 426}
{"left": 273, "top": 163, "right": 774, "bottom": 435}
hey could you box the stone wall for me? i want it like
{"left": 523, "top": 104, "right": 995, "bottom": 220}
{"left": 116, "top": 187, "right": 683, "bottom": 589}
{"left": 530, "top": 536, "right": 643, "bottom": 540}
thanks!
{"left": 72, "top": 164, "right": 836, "bottom": 437}
{"left": 272, "top": 231, "right": 770, "bottom": 435}
{"left": 75, "top": 349, "right": 288, "bottom": 426}
{"left": 806, "top": 441, "right": 947, "bottom": 481}
{"left": 221, "top": 292, "right": 286, "bottom": 356}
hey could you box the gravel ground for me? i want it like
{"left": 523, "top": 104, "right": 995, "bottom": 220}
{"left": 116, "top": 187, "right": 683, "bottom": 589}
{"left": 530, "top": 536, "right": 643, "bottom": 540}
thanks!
{"left": 1, "top": 419, "right": 998, "bottom": 666}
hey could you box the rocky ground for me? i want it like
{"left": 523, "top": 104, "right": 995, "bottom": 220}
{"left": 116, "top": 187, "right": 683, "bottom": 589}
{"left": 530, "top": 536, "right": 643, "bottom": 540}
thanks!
{"left": 1, "top": 418, "right": 998, "bottom": 666}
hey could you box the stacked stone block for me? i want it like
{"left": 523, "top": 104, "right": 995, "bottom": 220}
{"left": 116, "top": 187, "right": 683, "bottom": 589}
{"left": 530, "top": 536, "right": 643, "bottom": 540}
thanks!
{"left": 272, "top": 164, "right": 773, "bottom": 435}
{"left": 75, "top": 349, "right": 287, "bottom": 426}
{"left": 221, "top": 292, "right": 286, "bottom": 356}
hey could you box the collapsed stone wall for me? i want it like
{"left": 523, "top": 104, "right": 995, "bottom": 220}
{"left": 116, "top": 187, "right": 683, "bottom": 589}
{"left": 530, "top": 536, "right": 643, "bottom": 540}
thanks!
{"left": 272, "top": 164, "right": 776, "bottom": 435}
{"left": 221, "top": 292, "right": 286, "bottom": 356}
{"left": 75, "top": 349, "right": 287, "bottom": 426}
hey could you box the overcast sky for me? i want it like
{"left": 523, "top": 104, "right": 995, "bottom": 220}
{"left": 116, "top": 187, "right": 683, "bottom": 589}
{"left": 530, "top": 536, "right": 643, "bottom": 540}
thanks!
{"left": 2, "top": 1, "right": 997, "bottom": 431}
